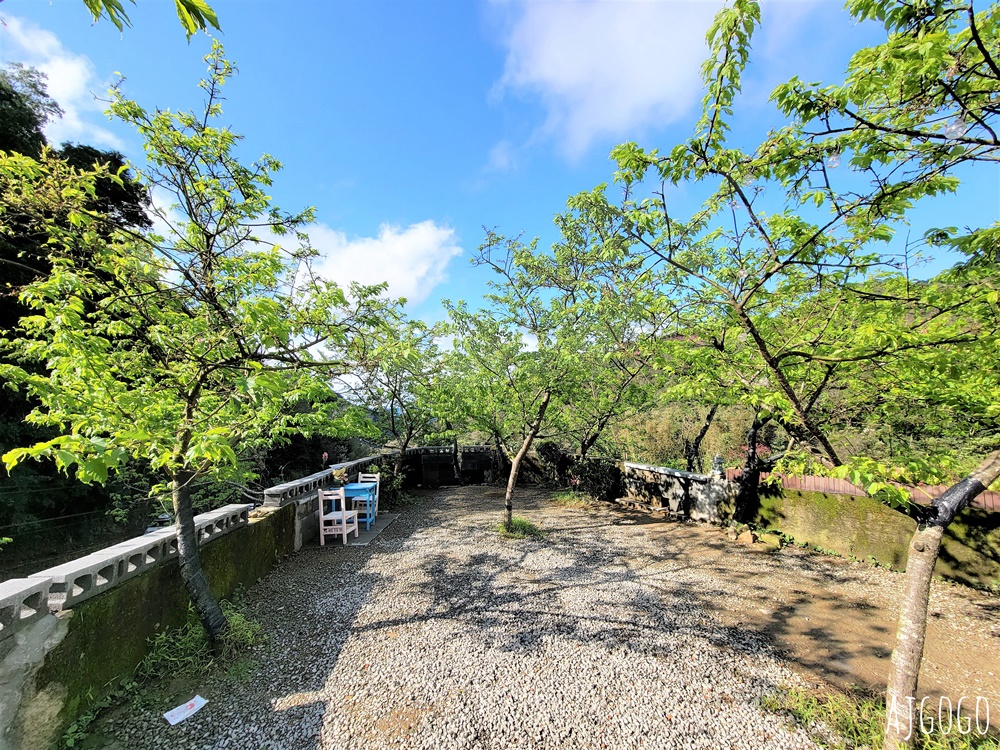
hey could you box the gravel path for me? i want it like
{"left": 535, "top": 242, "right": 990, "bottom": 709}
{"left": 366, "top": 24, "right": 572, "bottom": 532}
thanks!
{"left": 100, "top": 489, "right": 875, "bottom": 749}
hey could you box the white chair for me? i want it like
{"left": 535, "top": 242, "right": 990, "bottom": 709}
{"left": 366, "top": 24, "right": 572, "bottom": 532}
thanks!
{"left": 318, "top": 487, "right": 358, "bottom": 546}
{"left": 358, "top": 472, "right": 381, "bottom": 516}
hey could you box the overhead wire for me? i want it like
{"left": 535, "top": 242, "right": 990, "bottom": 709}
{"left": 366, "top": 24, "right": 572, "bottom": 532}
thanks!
{"left": 0, "top": 510, "right": 107, "bottom": 532}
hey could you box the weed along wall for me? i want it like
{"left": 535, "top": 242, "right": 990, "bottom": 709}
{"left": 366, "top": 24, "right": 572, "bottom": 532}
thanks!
{"left": 0, "top": 502, "right": 296, "bottom": 750}
{"left": 755, "top": 489, "right": 1000, "bottom": 589}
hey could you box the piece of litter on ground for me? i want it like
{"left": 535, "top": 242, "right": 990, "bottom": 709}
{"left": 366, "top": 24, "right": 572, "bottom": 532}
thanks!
{"left": 163, "top": 695, "right": 207, "bottom": 726}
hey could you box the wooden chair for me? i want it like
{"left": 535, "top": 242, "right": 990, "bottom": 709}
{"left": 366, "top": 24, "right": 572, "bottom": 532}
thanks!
{"left": 358, "top": 472, "right": 381, "bottom": 516}
{"left": 318, "top": 487, "right": 358, "bottom": 546}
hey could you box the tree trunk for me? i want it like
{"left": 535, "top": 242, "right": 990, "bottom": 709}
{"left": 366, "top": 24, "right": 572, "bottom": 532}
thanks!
{"left": 580, "top": 412, "right": 614, "bottom": 460}
{"left": 395, "top": 435, "right": 411, "bottom": 480}
{"left": 882, "top": 450, "right": 1000, "bottom": 750}
{"left": 736, "top": 306, "right": 841, "bottom": 466}
{"left": 686, "top": 404, "right": 718, "bottom": 473}
{"left": 735, "top": 415, "right": 765, "bottom": 523}
{"left": 492, "top": 431, "right": 510, "bottom": 480}
{"left": 446, "top": 419, "right": 463, "bottom": 485}
{"left": 504, "top": 390, "right": 551, "bottom": 530}
{"left": 172, "top": 469, "right": 228, "bottom": 650}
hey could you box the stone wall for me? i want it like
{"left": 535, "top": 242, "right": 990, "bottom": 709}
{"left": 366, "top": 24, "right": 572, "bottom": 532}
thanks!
{"left": 0, "top": 503, "right": 254, "bottom": 649}
{"left": 619, "top": 463, "right": 999, "bottom": 589}
{"left": 621, "top": 462, "right": 736, "bottom": 523}
{"left": 406, "top": 446, "right": 496, "bottom": 488}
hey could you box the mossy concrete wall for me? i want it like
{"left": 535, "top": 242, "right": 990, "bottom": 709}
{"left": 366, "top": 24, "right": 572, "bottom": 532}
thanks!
{"left": 756, "top": 490, "right": 1000, "bottom": 588}
{"left": 13, "top": 503, "right": 295, "bottom": 749}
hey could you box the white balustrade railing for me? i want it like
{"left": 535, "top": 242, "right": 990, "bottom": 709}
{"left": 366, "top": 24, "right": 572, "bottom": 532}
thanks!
{"left": 0, "top": 503, "right": 253, "bottom": 641}
{"left": 0, "top": 577, "right": 51, "bottom": 642}
{"left": 623, "top": 462, "right": 713, "bottom": 483}
{"left": 262, "top": 453, "right": 391, "bottom": 508}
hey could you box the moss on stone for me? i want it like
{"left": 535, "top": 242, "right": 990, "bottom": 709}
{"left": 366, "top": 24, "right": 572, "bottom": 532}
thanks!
{"left": 756, "top": 489, "right": 1000, "bottom": 587}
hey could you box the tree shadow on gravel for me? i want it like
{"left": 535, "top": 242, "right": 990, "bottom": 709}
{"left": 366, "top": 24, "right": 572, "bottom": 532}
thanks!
{"left": 357, "top": 515, "right": 786, "bottom": 670}
{"left": 377, "top": 488, "right": 912, "bottom": 705}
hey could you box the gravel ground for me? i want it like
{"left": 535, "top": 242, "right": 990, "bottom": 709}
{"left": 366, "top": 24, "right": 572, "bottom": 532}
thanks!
{"left": 98, "top": 488, "right": 867, "bottom": 750}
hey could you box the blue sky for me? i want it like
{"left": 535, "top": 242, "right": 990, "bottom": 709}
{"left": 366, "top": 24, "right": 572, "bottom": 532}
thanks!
{"left": 1, "top": 0, "right": 996, "bottom": 323}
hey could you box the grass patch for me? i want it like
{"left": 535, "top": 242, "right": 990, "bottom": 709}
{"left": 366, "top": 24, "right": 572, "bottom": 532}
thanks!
{"left": 550, "top": 490, "right": 592, "bottom": 508}
{"left": 761, "top": 687, "right": 1000, "bottom": 749}
{"left": 497, "top": 516, "right": 544, "bottom": 539}
{"left": 135, "top": 600, "right": 264, "bottom": 682}
{"left": 224, "top": 656, "right": 260, "bottom": 684}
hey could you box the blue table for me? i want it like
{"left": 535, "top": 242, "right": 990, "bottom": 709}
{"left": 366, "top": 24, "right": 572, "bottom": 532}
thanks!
{"left": 343, "top": 482, "right": 377, "bottom": 531}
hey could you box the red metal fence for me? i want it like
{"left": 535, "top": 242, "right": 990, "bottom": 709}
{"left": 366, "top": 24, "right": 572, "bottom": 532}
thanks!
{"left": 724, "top": 469, "right": 1000, "bottom": 513}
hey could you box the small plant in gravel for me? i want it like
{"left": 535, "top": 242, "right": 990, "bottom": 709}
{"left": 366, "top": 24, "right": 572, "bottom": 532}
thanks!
{"left": 761, "top": 687, "right": 999, "bottom": 749}
{"left": 497, "top": 516, "right": 544, "bottom": 539}
{"left": 225, "top": 657, "right": 261, "bottom": 684}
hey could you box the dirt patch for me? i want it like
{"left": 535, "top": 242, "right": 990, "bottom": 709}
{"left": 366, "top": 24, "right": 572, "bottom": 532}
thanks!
{"left": 623, "top": 507, "right": 1000, "bottom": 711}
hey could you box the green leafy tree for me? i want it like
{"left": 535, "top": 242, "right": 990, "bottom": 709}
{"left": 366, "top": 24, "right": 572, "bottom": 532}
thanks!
{"left": 1, "top": 45, "right": 388, "bottom": 644}
{"left": 347, "top": 314, "right": 442, "bottom": 474}
{"left": 446, "top": 303, "right": 553, "bottom": 529}
{"left": 513, "top": 208, "right": 668, "bottom": 461}
{"left": 595, "top": 0, "right": 999, "bottom": 746}
{"left": 0, "top": 65, "right": 153, "bottom": 557}
{"left": 0, "top": 64, "right": 64, "bottom": 158}
{"left": 771, "top": 0, "right": 1000, "bottom": 267}
{"left": 766, "top": 1, "right": 1000, "bottom": 745}
{"left": 447, "top": 231, "right": 593, "bottom": 529}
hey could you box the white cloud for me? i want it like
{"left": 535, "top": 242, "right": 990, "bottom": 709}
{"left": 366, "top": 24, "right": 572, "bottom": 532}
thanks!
{"left": 486, "top": 139, "right": 518, "bottom": 173}
{"left": 0, "top": 15, "right": 123, "bottom": 149}
{"left": 491, "top": 0, "right": 724, "bottom": 157}
{"left": 309, "top": 221, "right": 464, "bottom": 307}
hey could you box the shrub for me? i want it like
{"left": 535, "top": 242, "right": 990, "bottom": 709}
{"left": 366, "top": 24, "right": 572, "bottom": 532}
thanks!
{"left": 373, "top": 460, "right": 409, "bottom": 510}
{"left": 134, "top": 600, "right": 265, "bottom": 682}
{"left": 571, "top": 459, "right": 623, "bottom": 502}
{"left": 536, "top": 441, "right": 574, "bottom": 485}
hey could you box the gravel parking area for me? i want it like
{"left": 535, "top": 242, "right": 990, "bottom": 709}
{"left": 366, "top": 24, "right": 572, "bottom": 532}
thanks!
{"left": 96, "top": 487, "right": 997, "bottom": 750}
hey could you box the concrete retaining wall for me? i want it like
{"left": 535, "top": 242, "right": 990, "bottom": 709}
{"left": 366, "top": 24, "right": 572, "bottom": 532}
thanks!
{"left": 0, "top": 503, "right": 295, "bottom": 750}
{"left": 0, "top": 503, "right": 252, "bottom": 646}
{"left": 0, "top": 445, "right": 497, "bottom": 749}
{"left": 756, "top": 489, "right": 1000, "bottom": 589}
